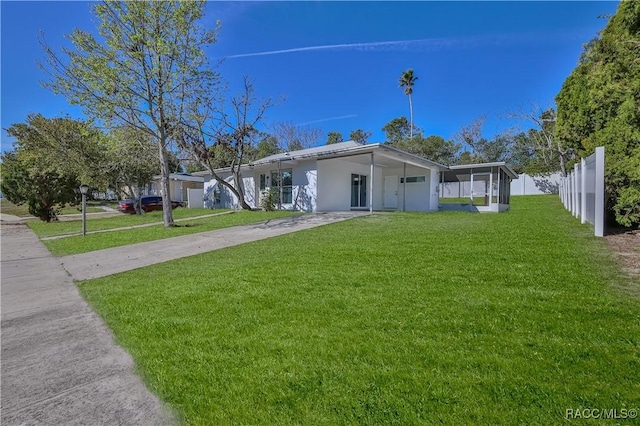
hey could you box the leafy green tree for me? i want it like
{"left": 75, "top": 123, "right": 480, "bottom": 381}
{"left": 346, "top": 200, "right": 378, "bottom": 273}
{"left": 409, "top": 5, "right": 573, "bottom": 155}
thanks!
{"left": 399, "top": 69, "right": 418, "bottom": 139}
{"left": 382, "top": 117, "right": 458, "bottom": 164}
{"left": 40, "top": 0, "right": 218, "bottom": 227}
{"left": 1, "top": 152, "right": 78, "bottom": 222}
{"left": 1, "top": 115, "right": 104, "bottom": 221}
{"left": 401, "top": 135, "right": 460, "bottom": 165}
{"left": 326, "top": 132, "right": 344, "bottom": 145}
{"left": 349, "top": 129, "right": 371, "bottom": 144}
{"left": 382, "top": 117, "right": 419, "bottom": 143}
{"left": 555, "top": 1, "right": 640, "bottom": 226}
{"left": 103, "top": 126, "right": 158, "bottom": 211}
{"left": 254, "top": 134, "right": 280, "bottom": 159}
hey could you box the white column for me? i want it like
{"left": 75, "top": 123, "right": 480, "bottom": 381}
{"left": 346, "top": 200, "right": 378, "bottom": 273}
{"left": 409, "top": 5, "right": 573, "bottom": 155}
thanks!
{"left": 402, "top": 162, "right": 407, "bottom": 211}
{"left": 370, "top": 153, "right": 374, "bottom": 214}
{"left": 470, "top": 169, "right": 474, "bottom": 204}
{"left": 489, "top": 167, "right": 494, "bottom": 207}
{"left": 595, "top": 146, "right": 605, "bottom": 237}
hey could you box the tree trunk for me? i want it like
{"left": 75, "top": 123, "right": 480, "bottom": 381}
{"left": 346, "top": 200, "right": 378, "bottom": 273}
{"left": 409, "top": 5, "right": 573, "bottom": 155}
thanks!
{"left": 409, "top": 94, "right": 414, "bottom": 139}
{"left": 234, "top": 170, "right": 252, "bottom": 210}
{"left": 207, "top": 168, "right": 252, "bottom": 210}
{"left": 158, "top": 139, "right": 175, "bottom": 227}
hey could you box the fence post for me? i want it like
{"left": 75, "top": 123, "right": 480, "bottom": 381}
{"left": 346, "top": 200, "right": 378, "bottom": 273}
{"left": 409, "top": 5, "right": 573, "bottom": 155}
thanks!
{"left": 595, "top": 147, "right": 605, "bottom": 237}
{"left": 580, "top": 158, "right": 586, "bottom": 224}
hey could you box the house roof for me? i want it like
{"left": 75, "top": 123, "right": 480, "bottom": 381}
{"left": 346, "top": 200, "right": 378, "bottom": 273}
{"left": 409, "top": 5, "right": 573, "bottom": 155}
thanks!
{"left": 152, "top": 173, "right": 205, "bottom": 183}
{"left": 248, "top": 140, "right": 449, "bottom": 171}
{"left": 446, "top": 162, "right": 518, "bottom": 180}
{"left": 249, "top": 141, "right": 362, "bottom": 165}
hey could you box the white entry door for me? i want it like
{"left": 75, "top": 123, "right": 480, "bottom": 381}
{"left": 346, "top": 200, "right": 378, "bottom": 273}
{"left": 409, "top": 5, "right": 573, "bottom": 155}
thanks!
{"left": 384, "top": 175, "right": 398, "bottom": 209}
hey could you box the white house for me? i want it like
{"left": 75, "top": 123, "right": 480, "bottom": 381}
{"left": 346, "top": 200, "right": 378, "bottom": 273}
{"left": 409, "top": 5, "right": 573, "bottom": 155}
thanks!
{"left": 146, "top": 173, "right": 205, "bottom": 206}
{"left": 197, "top": 141, "right": 448, "bottom": 213}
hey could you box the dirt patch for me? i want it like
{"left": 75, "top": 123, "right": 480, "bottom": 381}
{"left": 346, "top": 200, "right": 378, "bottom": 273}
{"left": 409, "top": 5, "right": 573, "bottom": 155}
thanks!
{"left": 605, "top": 229, "right": 640, "bottom": 281}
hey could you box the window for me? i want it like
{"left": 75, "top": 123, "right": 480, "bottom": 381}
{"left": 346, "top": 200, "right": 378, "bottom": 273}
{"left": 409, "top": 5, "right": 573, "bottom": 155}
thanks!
{"left": 259, "top": 174, "right": 267, "bottom": 191}
{"left": 271, "top": 169, "right": 293, "bottom": 204}
{"left": 400, "top": 176, "right": 426, "bottom": 183}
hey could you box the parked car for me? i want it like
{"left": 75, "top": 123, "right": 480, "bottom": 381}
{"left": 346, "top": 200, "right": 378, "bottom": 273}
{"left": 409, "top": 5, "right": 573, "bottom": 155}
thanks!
{"left": 118, "top": 196, "right": 184, "bottom": 214}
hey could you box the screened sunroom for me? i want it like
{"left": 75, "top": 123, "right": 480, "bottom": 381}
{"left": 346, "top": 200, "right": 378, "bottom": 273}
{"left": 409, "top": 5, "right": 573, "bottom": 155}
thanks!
{"left": 439, "top": 162, "right": 518, "bottom": 212}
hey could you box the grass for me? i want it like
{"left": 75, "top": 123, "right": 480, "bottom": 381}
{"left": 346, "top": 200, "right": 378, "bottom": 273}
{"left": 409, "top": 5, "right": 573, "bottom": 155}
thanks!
{"left": 28, "top": 208, "right": 233, "bottom": 238}
{"left": 1, "top": 198, "right": 114, "bottom": 217}
{"left": 77, "top": 195, "right": 640, "bottom": 424}
{"left": 439, "top": 197, "right": 472, "bottom": 205}
{"left": 40, "top": 210, "right": 299, "bottom": 256}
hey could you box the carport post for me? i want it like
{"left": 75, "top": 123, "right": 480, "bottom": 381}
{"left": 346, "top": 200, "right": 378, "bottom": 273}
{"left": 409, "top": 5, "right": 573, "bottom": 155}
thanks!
{"left": 370, "top": 153, "right": 374, "bottom": 214}
{"left": 402, "top": 162, "right": 407, "bottom": 211}
{"left": 489, "top": 167, "right": 493, "bottom": 206}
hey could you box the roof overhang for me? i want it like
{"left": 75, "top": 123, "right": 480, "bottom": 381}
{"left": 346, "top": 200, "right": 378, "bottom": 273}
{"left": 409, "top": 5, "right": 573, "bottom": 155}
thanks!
{"left": 152, "top": 173, "right": 205, "bottom": 183}
{"left": 444, "top": 162, "right": 518, "bottom": 181}
{"left": 248, "top": 143, "right": 448, "bottom": 171}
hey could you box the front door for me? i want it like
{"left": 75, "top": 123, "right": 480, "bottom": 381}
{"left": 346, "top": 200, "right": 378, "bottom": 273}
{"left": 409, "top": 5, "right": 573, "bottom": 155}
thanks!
{"left": 351, "top": 174, "right": 367, "bottom": 208}
{"left": 384, "top": 175, "right": 398, "bottom": 209}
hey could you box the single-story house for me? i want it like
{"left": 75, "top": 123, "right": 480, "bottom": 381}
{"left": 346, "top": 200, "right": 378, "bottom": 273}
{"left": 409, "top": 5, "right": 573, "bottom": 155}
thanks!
{"left": 194, "top": 141, "right": 518, "bottom": 213}
{"left": 196, "top": 141, "right": 444, "bottom": 212}
{"left": 146, "top": 173, "right": 205, "bottom": 205}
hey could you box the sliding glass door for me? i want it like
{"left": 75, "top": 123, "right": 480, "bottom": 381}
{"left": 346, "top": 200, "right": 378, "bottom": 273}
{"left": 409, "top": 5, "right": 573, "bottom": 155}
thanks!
{"left": 351, "top": 174, "right": 367, "bottom": 208}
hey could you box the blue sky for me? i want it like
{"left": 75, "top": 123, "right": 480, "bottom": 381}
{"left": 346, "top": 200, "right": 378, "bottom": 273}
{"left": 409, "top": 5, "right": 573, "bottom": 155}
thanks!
{"left": 1, "top": 1, "right": 619, "bottom": 154}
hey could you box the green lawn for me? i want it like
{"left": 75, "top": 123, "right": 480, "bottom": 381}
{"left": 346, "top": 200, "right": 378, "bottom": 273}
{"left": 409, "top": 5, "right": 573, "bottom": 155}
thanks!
{"left": 40, "top": 210, "right": 299, "bottom": 256}
{"left": 1, "top": 198, "right": 113, "bottom": 217}
{"left": 28, "top": 208, "right": 233, "bottom": 238}
{"left": 77, "top": 196, "right": 639, "bottom": 425}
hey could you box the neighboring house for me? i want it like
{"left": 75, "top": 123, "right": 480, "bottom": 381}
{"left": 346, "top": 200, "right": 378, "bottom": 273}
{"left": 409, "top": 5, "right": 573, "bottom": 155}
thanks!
{"left": 146, "top": 173, "right": 205, "bottom": 206}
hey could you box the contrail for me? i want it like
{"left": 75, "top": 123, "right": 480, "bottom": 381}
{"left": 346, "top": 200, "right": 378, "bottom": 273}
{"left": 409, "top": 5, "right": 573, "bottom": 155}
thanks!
{"left": 224, "top": 30, "right": 583, "bottom": 60}
{"left": 296, "top": 114, "right": 358, "bottom": 126}
{"left": 225, "top": 38, "right": 454, "bottom": 59}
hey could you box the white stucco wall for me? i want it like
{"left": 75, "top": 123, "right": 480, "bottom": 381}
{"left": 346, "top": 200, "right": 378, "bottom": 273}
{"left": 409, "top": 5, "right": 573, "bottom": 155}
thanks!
{"left": 291, "top": 161, "right": 317, "bottom": 212}
{"left": 317, "top": 157, "right": 384, "bottom": 211}
{"left": 204, "top": 173, "right": 256, "bottom": 209}
{"left": 379, "top": 165, "right": 436, "bottom": 212}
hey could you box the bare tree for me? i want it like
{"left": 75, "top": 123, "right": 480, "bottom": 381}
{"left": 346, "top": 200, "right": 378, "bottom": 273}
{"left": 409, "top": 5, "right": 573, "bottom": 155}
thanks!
{"left": 506, "top": 104, "right": 573, "bottom": 176}
{"left": 269, "top": 121, "right": 322, "bottom": 151}
{"left": 453, "top": 115, "right": 486, "bottom": 159}
{"left": 177, "top": 77, "right": 274, "bottom": 210}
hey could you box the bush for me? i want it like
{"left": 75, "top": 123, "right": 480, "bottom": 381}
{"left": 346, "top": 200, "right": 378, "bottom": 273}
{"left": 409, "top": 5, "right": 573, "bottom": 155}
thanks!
{"left": 260, "top": 188, "right": 280, "bottom": 211}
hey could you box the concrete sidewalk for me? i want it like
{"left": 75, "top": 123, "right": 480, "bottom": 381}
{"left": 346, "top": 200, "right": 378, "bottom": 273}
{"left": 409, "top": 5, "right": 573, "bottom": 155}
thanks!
{"left": 61, "top": 212, "right": 367, "bottom": 281}
{"left": 1, "top": 222, "right": 177, "bottom": 425}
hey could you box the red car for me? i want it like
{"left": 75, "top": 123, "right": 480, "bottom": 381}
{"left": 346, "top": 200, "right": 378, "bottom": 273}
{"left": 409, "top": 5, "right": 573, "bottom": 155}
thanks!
{"left": 118, "top": 196, "right": 184, "bottom": 214}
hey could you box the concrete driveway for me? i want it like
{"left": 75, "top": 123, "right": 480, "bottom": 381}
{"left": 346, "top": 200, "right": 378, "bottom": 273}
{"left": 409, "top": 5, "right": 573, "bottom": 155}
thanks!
{"left": 61, "top": 211, "right": 368, "bottom": 281}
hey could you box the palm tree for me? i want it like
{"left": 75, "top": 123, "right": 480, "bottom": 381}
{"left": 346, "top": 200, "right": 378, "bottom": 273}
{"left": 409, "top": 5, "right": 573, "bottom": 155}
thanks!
{"left": 398, "top": 69, "right": 418, "bottom": 139}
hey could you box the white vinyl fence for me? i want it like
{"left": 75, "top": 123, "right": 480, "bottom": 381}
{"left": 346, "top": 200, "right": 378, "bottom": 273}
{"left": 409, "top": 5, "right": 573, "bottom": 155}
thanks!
{"left": 558, "top": 147, "right": 605, "bottom": 237}
{"left": 187, "top": 188, "right": 204, "bottom": 209}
